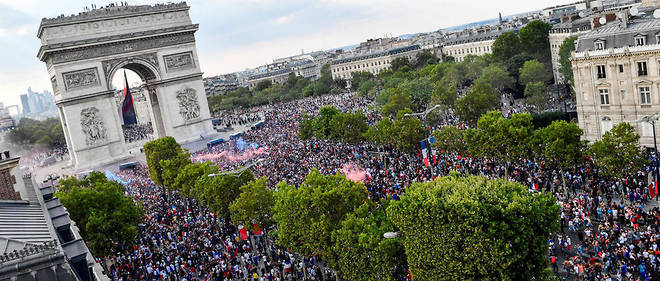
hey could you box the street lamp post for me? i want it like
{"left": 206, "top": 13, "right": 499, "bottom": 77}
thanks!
{"left": 208, "top": 158, "right": 265, "bottom": 185}
{"left": 404, "top": 105, "right": 443, "bottom": 175}
{"left": 637, "top": 113, "right": 660, "bottom": 202}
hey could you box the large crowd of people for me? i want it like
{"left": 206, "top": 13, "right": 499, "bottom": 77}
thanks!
{"left": 104, "top": 92, "right": 660, "bottom": 281}
{"left": 123, "top": 124, "right": 154, "bottom": 143}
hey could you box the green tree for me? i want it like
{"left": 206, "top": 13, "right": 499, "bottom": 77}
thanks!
{"left": 229, "top": 177, "right": 275, "bottom": 233}
{"left": 298, "top": 113, "right": 315, "bottom": 140}
{"left": 333, "top": 200, "right": 406, "bottom": 281}
{"left": 351, "top": 71, "right": 375, "bottom": 91}
{"left": 524, "top": 81, "right": 549, "bottom": 112}
{"left": 195, "top": 169, "right": 255, "bottom": 219}
{"left": 56, "top": 172, "right": 143, "bottom": 257}
{"left": 414, "top": 49, "right": 436, "bottom": 68}
{"left": 519, "top": 20, "right": 552, "bottom": 67}
{"left": 7, "top": 118, "right": 66, "bottom": 149}
{"left": 492, "top": 31, "right": 522, "bottom": 63}
{"left": 256, "top": 79, "right": 273, "bottom": 91}
{"left": 588, "top": 122, "right": 648, "bottom": 179}
{"left": 477, "top": 64, "right": 515, "bottom": 91}
{"left": 431, "top": 83, "right": 457, "bottom": 108}
{"left": 319, "top": 63, "right": 333, "bottom": 88}
{"left": 505, "top": 53, "right": 535, "bottom": 84}
{"left": 432, "top": 125, "right": 467, "bottom": 155}
{"left": 465, "top": 112, "right": 535, "bottom": 177}
{"left": 274, "top": 170, "right": 368, "bottom": 267}
{"left": 455, "top": 79, "right": 500, "bottom": 125}
{"left": 340, "top": 111, "right": 369, "bottom": 144}
{"left": 558, "top": 36, "right": 577, "bottom": 86}
{"left": 382, "top": 88, "right": 413, "bottom": 117}
{"left": 392, "top": 109, "right": 426, "bottom": 152}
{"left": 519, "top": 59, "right": 552, "bottom": 86}
{"left": 144, "top": 137, "right": 190, "bottom": 187}
{"left": 387, "top": 174, "right": 559, "bottom": 281}
{"left": 533, "top": 120, "right": 585, "bottom": 193}
{"left": 358, "top": 79, "right": 377, "bottom": 96}
{"left": 313, "top": 106, "right": 340, "bottom": 139}
{"left": 173, "top": 162, "right": 218, "bottom": 196}
{"left": 390, "top": 57, "right": 410, "bottom": 72}
{"left": 364, "top": 118, "right": 395, "bottom": 146}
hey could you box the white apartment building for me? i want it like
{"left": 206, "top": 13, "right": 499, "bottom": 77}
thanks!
{"left": 571, "top": 7, "right": 660, "bottom": 147}
{"left": 549, "top": 18, "right": 592, "bottom": 83}
{"left": 441, "top": 27, "right": 519, "bottom": 62}
{"left": 330, "top": 45, "right": 424, "bottom": 80}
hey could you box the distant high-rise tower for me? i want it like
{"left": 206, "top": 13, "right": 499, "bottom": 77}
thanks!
{"left": 499, "top": 12, "right": 503, "bottom": 25}
{"left": 20, "top": 94, "right": 30, "bottom": 115}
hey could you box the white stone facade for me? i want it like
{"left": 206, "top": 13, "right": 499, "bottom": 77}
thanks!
{"left": 441, "top": 39, "right": 495, "bottom": 62}
{"left": 572, "top": 44, "right": 660, "bottom": 147}
{"left": 330, "top": 46, "right": 425, "bottom": 80}
{"left": 38, "top": 3, "right": 214, "bottom": 170}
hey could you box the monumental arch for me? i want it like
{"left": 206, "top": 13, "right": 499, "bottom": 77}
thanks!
{"left": 37, "top": 2, "right": 214, "bottom": 169}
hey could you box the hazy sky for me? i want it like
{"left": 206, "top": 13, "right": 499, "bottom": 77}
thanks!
{"left": 0, "top": 0, "right": 575, "bottom": 108}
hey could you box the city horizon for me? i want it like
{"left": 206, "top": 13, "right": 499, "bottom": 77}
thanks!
{"left": 0, "top": 0, "right": 575, "bottom": 108}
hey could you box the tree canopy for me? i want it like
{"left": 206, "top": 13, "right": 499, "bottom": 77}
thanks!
{"left": 588, "top": 122, "right": 648, "bottom": 179}
{"left": 558, "top": 36, "right": 577, "bottom": 86}
{"left": 7, "top": 118, "right": 65, "bottom": 149}
{"left": 387, "top": 174, "right": 560, "bottom": 281}
{"left": 273, "top": 170, "right": 368, "bottom": 267}
{"left": 143, "top": 137, "right": 190, "bottom": 187}
{"left": 56, "top": 172, "right": 143, "bottom": 257}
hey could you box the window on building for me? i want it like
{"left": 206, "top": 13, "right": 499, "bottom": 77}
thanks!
{"left": 635, "top": 35, "right": 646, "bottom": 46}
{"left": 599, "top": 89, "right": 610, "bottom": 105}
{"left": 601, "top": 116, "right": 613, "bottom": 134}
{"left": 638, "top": 61, "right": 648, "bottom": 76}
{"left": 640, "top": 86, "right": 651, "bottom": 104}
{"left": 621, "top": 90, "right": 627, "bottom": 100}
{"left": 619, "top": 64, "right": 624, "bottom": 73}
{"left": 595, "top": 40, "right": 605, "bottom": 50}
{"left": 597, "top": 65, "right": 606, "bottom": 79}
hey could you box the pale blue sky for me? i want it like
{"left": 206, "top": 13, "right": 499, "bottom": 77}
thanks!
{"left": 0, "top": 0, "right": 574, "bottom": 108}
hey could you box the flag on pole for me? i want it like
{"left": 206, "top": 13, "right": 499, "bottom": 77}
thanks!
{"left": 420, "top": 140, "right": 429, "bottom": 167}
{"left": 121, "top": 70, "right": 138, "bottom": 125}
{"left": 428, "top": 137, "right": 437, "bottom": 165}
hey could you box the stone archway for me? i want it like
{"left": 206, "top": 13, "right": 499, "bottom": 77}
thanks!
{"left": 37, "top": 3, "right": 214, "bottom": 169}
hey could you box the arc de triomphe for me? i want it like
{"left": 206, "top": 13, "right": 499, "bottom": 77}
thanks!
{"left": 37, "top": 2, "right": 214, "bottom": 169}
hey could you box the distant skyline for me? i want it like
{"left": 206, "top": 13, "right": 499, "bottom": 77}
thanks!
{"left": 0, "top": 0, "right": 576, "bottom": 108}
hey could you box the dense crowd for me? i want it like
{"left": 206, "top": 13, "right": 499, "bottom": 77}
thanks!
{"left": 106, "top": 92, "right": 660, "bottom": 281}
{"left": 213, "top": 109, "right": 264, "bottom": 128}
{"left": 123, "top": 124, "right": 154, "bottom": 143}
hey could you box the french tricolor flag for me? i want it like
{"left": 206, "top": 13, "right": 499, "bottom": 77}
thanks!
{"left": 420, "top": 140, "right": 429, "bottom": 167}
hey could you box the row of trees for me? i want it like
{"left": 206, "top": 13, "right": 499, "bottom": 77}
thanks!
{"left": 7, "top": 118, "right": 65, "bottom": 149}
{"left": 298, "top": 105, "right": 426, "bottom": 152}
{"left": 141, "top": 137, "right": 560, "bottom": 281}
{"left": 207, "top": 64, "right": 343, "bottom": 112}
{"left": 434, "top": 112, "right": 647, "bottom": 184}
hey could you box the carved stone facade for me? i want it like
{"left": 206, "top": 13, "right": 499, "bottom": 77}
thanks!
{"left": 80, "top": 107, "right": 107, "bottom": 145}
{"left": 164, "top": 51, "right": 194, "bottom": 72}
{"left": 37, "top": 2, "right": 214, "bottom": 169}
{"left": 175, "top": 87, "right": 200, "bottom": 121}
{"left": 50, "top": 76, "right": 58, "bottom": 93}
{"left": 49, "top": 32, "right": 196, "bottom": 65}
{"left": 62, "top": 68, "right": 99, "bottom": 91}
{"left": 40, "top": 2, "right": 189, "bottom": 26}
{"left": 102, "top": 52, "right": 159, "bottom": 80}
